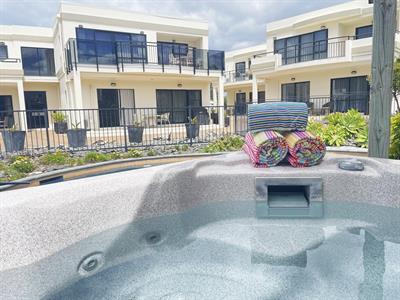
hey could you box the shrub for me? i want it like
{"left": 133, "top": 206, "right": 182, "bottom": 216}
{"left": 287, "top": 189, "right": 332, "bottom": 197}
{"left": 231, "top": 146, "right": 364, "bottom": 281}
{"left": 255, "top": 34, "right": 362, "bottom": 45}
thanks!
{"left": 124, "top": 149, "right": 143, "bottom": 158}
{"left": 0, "top": 167, "right": 25, "bottom": 182}
{"left": 174, "top": 144, "right": 189, "bottom": 152}
{"left": 40, "top": 150, "right": 71, "bottom": 165}
{"left": 146, "top": 149, "right": 157, "bottom": 156}
{"left": 390, "top": 113, "right": 400, "bottom": 159}
{"left": 9, "top": 156, "right": 35, "bottom": 173}
{"left": 308, "top": 110, "right": 368, "bottom": 147}
{"left": 201, "top": 135, "right": 244, "bottom": 153}
{"left": 83, "top": 152, "right": 110, "bottom": 163}
{"left": 51, "top": 111, "right": 67, "bottom": 123}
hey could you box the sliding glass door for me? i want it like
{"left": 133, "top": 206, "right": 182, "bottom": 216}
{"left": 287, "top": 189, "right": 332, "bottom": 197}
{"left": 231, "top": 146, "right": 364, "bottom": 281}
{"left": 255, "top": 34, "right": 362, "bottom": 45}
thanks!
{"left": 281, "top": 82, "right": 310, "bottom": 102}
{"left": 0, "top": 95, "right": 14, "bottom": 128}
{"left": 97, "top": 89, "right": 135, "bottom": 127}
{"left": 24, "top": 91, "right": 48, "bottom": 129}
{"left": 156, "top": 89, "right": 202, "bottom": 124}
{"left": 331, "top": 76, "right": 369, "bottom": 113}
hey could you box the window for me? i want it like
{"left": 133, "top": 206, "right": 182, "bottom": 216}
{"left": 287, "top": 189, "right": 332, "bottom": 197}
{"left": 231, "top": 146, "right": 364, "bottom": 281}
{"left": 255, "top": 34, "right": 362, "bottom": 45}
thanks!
{"left": 76, "top": 27, "right": 147, "bottom": 65}
{"left": 331, "top": 76, "right": 369, "bottom": 113}
{"left": 0, "top": 43, "right": 8, "bottom": 59}
{"left": 235, "top": 62, "right": 246, "bottom": 75}
{"left": 0, "top": 95, "right": 14, "bottom": 128}
{"left": 356, "top": 25, "right": 373, "bottom": 39}
{"left": 157, "top": 42, "right": 189, "bottom": 64}
{"left": 208, "top": 50, "right": 224, "bottom": 70}
{"left": 281, "top": 82, "right": 310, "bottom": 102}
{"left": 156, "top": 89, "right": 202, "bottom": 124}
{"left": 274, "top": 29, "right": 328, "bottom": 64}
{"left": 21, "top": 47, "right": 55, "bottom": 76}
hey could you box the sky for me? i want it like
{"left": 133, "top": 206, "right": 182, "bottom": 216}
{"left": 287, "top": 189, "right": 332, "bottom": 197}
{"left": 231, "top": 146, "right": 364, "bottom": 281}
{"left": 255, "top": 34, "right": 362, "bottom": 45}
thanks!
{"left": 0, "top": 0, "right": 349, "bottom": 51}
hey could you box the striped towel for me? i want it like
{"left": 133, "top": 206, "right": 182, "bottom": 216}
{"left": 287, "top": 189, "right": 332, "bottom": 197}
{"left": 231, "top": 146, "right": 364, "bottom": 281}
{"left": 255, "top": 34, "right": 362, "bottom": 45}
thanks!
{"left": 248, "top": 102, "right": 308, "bottom": 132}
{"left": 284, "top": 131, "right": 326, "bottom": 167}
{"left": 243, "top": 131, "right": 288, "bottom": 167}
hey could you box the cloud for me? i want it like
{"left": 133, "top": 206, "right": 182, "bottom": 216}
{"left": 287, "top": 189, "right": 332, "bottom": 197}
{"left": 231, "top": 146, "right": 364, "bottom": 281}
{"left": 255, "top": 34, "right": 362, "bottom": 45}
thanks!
{"left": 0, "top": 0, "right": 348, "bottom": 51}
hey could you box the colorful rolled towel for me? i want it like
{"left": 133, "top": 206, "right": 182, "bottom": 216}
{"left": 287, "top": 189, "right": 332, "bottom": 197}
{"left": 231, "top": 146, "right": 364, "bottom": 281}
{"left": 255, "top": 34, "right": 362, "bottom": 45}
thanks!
{"left": 284, "top": 131, "right": 326, "bottom": 167}
{"left": 248, "top": 102, "right": 308, "bottom": 132}
{"left": 243, "top": 131, "right": 288, "bottom": 167}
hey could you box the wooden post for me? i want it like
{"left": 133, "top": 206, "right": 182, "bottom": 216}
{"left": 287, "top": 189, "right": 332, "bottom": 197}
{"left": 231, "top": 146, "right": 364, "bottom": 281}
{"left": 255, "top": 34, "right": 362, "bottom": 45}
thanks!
{"left": 368, "top": 0, "right": 397, "bottom": 158}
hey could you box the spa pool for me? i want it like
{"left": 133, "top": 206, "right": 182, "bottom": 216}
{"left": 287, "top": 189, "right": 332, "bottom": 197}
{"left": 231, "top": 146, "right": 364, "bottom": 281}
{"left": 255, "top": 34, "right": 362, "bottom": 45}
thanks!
{"left": 0, "top": 153, "right": 399, "bottom": 300}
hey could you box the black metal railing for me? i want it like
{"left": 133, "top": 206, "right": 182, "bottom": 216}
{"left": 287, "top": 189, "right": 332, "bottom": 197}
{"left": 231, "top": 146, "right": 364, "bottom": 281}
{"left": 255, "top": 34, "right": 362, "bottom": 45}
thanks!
{"left": 0, "top": 96, "right": 372, "bottom": 155}
{"left": 253, "top": 36, "right": 349, "bottom": 65}
{"left": 65, "top": 39, "right": 225, "bottom": 75}
{"left": 224, "top": 69, "right": 252, "bottom": 83}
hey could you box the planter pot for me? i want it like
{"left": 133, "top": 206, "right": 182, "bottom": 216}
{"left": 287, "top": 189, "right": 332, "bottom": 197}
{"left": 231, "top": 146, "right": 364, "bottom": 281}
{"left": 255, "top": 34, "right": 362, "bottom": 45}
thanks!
{"left": 1, "top": 130, "right": 26, "bottom": 153}
{"left": 54, "top": 122, "right": 68, "bottom": 134}
{"left": 127, "top": 126, "right": 144, "bottom": 144}
{"left": 225, "top": 117, "right": 230, "bottom": 127}
{"left": 185, "top": 124, "right": 200, "bottom": 139}
{"left": 67, "top": 129, "right": 87, "bottom": 148}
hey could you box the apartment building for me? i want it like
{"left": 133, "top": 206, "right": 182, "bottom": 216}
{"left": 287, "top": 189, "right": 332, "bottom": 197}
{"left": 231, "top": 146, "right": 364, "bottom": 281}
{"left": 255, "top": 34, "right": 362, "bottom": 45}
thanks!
{"left": 224, "top": 0, "right": 400, "bottom": 114}
{"left": 0, "top": 3, "right": 225, "bottom": 129}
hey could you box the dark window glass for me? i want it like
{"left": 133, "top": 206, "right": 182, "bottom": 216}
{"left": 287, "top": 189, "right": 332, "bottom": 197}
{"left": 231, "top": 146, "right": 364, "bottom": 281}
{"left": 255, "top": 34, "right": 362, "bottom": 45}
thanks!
{"left": 331, "top": 76, "right": 369, "bottom": 113}
{"left": 0, "top": 44, "right": 8, "bottom": 59}
{"left": 356, "top": 25, "right": 373, "bottom": 39}
{"left": 0, "top": 95, "right": 14, "bottom": 128}
{"left": 274, "top": 29, "right": 327, "bottom": 64}
{"left": 235, "top": 62, "right": 246, "bottom": 75}
{"left": 75, "top": 27, "right": 147, "bottom": 65}
{"left": 24, "top": 91, "right": 48, "bottom": 129}
{"left": 281, "top": 82, "right": 310, "bottom": 102}
{"left": 208, "top": 50, "right": 224, "bottom": 70}
{"left": 21, "top": 47, "right": 55, "bottom": 76}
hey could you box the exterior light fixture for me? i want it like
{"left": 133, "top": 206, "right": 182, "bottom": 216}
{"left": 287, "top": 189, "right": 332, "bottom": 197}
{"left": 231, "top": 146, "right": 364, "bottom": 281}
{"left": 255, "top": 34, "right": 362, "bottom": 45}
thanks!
{"left": 110, "top": 82, "right": 116, "bottom": 87}
{"left": 351, "top": 70, "right": 357, "bottom": 75}
{"left": 291, "top": 77, "right": 296, "bottom": 81}
{"left": 321, "top": 25, "right": 326, "bottom": 29}
{"left": 177, "top": 83, "right": 183, "bottom": 88}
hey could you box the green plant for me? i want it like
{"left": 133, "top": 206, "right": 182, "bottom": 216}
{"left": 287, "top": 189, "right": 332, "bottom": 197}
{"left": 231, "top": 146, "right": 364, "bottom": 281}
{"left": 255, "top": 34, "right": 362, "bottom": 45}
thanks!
{"left": 322, "top": 125, "right": 347, "bottom": 147}
{"left": 389, "top": 113, "right": 400, "bottom": 159}
{"left": 188, "top": 116, "right": 198, "bottom": 124}
{"left": 9, "top": 156, "right": 35, "bottom": 173}
{"left": 146, "top": 149, "right": 157, "bottom": 156}
{"left": 201, "top": 135, "right": 244, "bottom": 153}
{"left": 40, "top": 150, "right": 71, "bottom": 165}
{"left": 340, "top": 109, "right": 367, "bottom": 138}
{"left": 324, "top": 112, "right": 343, "bottom": 125}
{"left": 83, "top": 151, "right": 110, "bottom": 163}
{"left": 108, "top": 152, "right": 122, "bottom": 160}
{"left": 51, "top": 112, "right": 67, "bottom": 123}
{"left": 307, "top": 120, "right": 324, "bottom": 138}
{"left": 0, "top": 166, "right": 25, "bottom": 182}
{"left": 355, "top": 126, "right": 368, "bottom": 148}
{"left": 71, "top": 122, "right": 81, "bottom": 130}
{"left": 123, "top": 149, "right": 143, "bottom": 158}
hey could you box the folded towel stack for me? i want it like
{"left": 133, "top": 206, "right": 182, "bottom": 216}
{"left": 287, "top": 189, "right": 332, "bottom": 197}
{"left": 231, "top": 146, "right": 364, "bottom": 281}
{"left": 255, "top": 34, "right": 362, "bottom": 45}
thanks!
{"left": 248, "top": 102, "right": 308, "bottom": 132}
{"left": 243, "top": 131, "right": 288, "bottom": 167}
{"left": 243, "top": 102, "right": 326, "bottom": 167}
{"left": 284, "top": 131, "right": 326, "bottom": 167}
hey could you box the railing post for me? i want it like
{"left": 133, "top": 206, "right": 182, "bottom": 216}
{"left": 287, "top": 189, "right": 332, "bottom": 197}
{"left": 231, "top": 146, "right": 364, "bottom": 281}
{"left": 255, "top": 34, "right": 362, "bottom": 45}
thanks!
{"left": 122, "top": 107, "right": 128, "bottom": 152}
{"left": 207, "top": 51, "right": 210, "bottom": 75}
{"left": 73, "top": 39, "right": 77, "bottom": 71}
{"left": 142, "top": 42, "right": 145, "bottom": 72}
{"left": 161, "top": 43, "right": 165, "bottom": 72}
{"left": 178, "top": 45, "right": 182, "bottom": 74}
{"left": 120, "top": 42, "right": 124, "bottom": 72}
{"left": 234, "top": 105, "right": 237, "bottom": 134}
{"left": 188, "top": 104, "right": 192, "bottom": 146}
{"left": 115, "top": 42, "right": 120, "bottom": 72}
{"left": 193, "top": 47, "right": 196, "bottom": 75}
{"left": 44, "top": 109, "right": 51, "bottom": 151}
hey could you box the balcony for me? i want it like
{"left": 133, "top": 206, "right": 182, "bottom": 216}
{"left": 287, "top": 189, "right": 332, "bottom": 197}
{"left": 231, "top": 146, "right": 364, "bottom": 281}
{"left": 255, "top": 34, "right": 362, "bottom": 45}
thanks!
{"left": 65, "top": 39, "right": 224, "bottom": 75}
{"left": 224, "top": 69, "right": 252, "bottom": 84}
{"left": 0, "top": 58, "right": 23, "bottom": 76}
{"left": 252, "top": 36, "right": 350, "bottom": 73}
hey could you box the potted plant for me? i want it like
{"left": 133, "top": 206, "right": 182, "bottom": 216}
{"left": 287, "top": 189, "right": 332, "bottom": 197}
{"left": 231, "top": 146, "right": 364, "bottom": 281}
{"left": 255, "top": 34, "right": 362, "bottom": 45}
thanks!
{"left": 185, "top": 116, "right": 199, "bottom": 139}
{"left": 66, "top": 122, "right": 87, "bottom": 148}
{"left": 52, "top": 111, "right": 68, "bottom": 134}
{"left": 1, "top": 126, "right": 26, "bottom": 153}
{"left": 127, "top": 121, "right": 144, "bottom": 144}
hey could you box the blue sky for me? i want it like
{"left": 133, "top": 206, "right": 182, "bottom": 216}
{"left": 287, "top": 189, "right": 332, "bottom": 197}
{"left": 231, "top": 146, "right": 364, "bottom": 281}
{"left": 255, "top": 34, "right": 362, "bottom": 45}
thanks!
{"left": 0, "top": 0, "right": 348, "bottom": 51}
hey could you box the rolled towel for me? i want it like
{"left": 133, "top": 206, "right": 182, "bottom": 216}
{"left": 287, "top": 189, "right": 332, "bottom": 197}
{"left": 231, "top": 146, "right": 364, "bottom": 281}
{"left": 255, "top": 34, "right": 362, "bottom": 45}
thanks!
{"left": 284, "top": 131, "right": 326, "bottom": 167}
{"left": 243, "top": 131, "right": 288, "bottom": 167}
{"left": 248, "top": 102, "right": 308, "bottom": 132}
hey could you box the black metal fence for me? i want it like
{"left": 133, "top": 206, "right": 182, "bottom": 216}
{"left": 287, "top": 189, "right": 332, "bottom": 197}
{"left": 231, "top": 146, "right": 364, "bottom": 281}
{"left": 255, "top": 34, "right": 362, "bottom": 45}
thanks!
{"left": 0, "top": 97, "right": 370, "bottom": 155}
